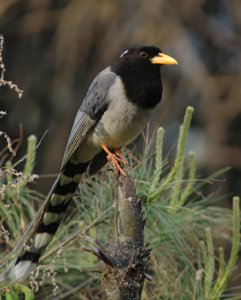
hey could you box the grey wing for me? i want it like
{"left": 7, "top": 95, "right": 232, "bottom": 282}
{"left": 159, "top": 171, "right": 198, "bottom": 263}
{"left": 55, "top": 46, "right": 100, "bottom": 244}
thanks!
{"left": 61, "top": 67, "right": 116, "bottom": 168}
{"left": 61, "top": 111, "right": 95, "bottom": 167}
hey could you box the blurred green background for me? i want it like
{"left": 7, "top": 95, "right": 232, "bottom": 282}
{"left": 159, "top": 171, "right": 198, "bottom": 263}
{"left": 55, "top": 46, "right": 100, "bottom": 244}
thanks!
{"left": 0, "top": 0, "right": 240, "bottom": 197}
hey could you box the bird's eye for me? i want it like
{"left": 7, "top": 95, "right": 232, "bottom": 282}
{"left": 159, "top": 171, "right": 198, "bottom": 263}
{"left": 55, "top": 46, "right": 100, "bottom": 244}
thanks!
{"left": 139, "top": 51, "right": 148, "bottom": 59}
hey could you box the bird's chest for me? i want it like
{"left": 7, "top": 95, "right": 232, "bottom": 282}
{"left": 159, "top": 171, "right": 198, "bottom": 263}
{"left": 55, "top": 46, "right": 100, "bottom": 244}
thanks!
{"left": 92, "top": 79, "right": 152, "bottom": 148}
{"left": 94, "top": 101, "right": 150, "bottom": 148}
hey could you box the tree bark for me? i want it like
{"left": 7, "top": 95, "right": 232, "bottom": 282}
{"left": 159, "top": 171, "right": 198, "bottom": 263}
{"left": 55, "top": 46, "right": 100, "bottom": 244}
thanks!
{"left": 100, "top": 174, "right": 150, "bottom": 300}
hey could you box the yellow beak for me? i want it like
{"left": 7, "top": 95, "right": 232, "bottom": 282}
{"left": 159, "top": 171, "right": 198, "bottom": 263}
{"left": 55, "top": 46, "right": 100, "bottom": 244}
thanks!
{"left": 151, "top": 53, "right": 178, "bottom": 65}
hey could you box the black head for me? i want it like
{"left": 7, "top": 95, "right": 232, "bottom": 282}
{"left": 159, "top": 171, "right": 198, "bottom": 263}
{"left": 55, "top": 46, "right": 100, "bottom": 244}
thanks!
{"left": 111, "top": 45, "right": 177, "bottom": 109}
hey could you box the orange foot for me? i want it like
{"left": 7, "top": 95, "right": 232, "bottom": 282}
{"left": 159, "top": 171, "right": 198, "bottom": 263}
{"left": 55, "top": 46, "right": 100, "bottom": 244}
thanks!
{"left": 101, "top": 144, "right": 127, "bottom": 176}
{"left": 114, "top": 149, "right": 127, "bottom": 166}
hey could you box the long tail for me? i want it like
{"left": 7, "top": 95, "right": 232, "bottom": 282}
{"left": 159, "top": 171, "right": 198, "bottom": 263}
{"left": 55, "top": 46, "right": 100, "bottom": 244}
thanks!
{"left": 1, "top": 160, "right": 88, "bottom": 283}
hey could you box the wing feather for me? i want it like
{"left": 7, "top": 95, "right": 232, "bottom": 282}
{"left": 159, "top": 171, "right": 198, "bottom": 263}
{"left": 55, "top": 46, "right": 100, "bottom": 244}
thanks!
{"left": 61, "top": 67, "right": 117, "bottom": 168}
{"left": 61, "top": 112, "right": 95, "bottom": 167}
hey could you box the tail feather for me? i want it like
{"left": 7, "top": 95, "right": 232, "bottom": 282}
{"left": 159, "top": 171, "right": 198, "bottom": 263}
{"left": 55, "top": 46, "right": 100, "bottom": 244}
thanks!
{"left": 5, "top": 160, "right": 89, "bottom": 282}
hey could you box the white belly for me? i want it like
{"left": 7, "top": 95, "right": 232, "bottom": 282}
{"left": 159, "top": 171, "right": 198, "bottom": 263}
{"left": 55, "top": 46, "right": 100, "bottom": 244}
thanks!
{"left": 72, "top": 77, "right": 153, "bottom": 163}
{"left": 92, "top": 77, "right": 152, "bottom": 148}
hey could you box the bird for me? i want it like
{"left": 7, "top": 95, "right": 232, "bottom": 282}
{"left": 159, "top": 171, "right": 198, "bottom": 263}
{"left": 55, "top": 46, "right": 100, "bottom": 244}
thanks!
{"left": 5, "top": 44, "right": 178, "bottom": 282}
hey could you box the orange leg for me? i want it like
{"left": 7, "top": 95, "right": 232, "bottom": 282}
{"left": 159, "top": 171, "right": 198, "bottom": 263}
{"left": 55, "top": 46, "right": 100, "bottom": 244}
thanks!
{"left": 101, "top": 144, "right": 127, "bottom": 176}
{"left": 114, "top": 149, "right": 127, "bottom": 166}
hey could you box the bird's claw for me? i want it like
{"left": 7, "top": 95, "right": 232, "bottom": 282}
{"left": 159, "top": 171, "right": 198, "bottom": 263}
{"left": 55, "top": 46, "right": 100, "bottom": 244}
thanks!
{"left": 106, "top": 152, "right": 127, "bottom": 177}
{"left": 114, "top": 149, "right": 128, "bottom": 166}
{"left": 101, "top": 144, "right": 127, "bottom": 176}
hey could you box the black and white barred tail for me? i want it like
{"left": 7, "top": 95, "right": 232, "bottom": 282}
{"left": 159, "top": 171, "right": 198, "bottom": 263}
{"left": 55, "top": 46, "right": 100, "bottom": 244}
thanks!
{"left": 8, "top": 160, "right": 89, "bottom": 281}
